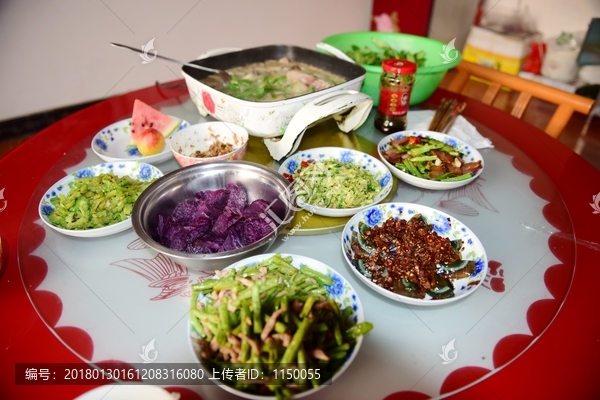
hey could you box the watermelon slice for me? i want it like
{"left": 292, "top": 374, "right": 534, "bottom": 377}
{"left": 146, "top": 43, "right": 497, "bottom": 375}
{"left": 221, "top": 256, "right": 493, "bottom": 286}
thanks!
{"left": 130, "top": 99, "right": 181, "bottom": 144}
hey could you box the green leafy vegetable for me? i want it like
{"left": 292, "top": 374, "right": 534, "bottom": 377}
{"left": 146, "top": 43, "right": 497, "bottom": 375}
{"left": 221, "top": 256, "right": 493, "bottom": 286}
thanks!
{"left": 345, "top": 38, "right": 427, "bottom": 67}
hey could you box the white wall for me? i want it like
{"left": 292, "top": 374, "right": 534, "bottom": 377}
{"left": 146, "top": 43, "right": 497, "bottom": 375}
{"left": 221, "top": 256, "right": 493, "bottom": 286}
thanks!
{"left": 3, "top": 0, "right": 594, "bottom": 123}
{"left": 0, "top": 0, "right": 372, "bottom": 121}
{"left": 428, "top": 0, "right": 480, "bottom": 51}
{"left": 482, "top": 0, "right": 600, "bottom": 39}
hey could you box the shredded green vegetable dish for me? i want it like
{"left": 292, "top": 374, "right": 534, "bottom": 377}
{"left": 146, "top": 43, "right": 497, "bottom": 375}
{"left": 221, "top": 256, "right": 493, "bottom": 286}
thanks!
{"left": 285, "top": 160, "right": 382, "bottom": 209}
{"left": 345, "top": 38, "right": 427, "bottom": 67}
{"left": 190, "top": 254, "right": 373, "bottom": 399}
{"left": 47, "top": 173, "right": 155, "bottom": 230}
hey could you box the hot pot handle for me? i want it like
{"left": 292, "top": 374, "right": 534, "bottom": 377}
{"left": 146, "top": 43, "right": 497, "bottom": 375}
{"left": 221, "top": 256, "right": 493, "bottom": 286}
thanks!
{"left": 263, "top": 90, "right": 373, "bottom": 161}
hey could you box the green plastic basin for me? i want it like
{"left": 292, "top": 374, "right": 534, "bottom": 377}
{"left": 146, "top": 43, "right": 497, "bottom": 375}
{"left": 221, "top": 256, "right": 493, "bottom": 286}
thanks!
{"left": 320, "top": 31, "right": 462, "bottom": 106}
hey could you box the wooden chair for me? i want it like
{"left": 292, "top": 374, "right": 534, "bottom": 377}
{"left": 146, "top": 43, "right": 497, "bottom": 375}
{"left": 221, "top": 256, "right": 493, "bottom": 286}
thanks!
{"left": 443, "top": 60, "right": 595, "bottom": 138}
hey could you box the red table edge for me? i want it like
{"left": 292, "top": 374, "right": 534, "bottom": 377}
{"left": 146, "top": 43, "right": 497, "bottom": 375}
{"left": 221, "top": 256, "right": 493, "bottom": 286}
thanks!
{"left": 429, "top": 89, "right": 600, "bottom": 399}
{"left": 1, "top": 83, "right": 599, "bottom": 399}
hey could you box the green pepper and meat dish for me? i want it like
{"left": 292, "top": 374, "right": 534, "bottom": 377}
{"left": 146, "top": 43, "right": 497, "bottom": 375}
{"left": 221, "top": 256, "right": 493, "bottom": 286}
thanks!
{"left": 381, "top": 136, "right": 482, "bottom": 182}
{"left": 189, "top": 253, "right": 373, "bottom": 399}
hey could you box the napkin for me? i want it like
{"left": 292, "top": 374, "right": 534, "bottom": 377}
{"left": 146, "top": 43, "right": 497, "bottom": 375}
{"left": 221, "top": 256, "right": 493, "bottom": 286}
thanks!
{"left": 406, "top": 110, "right": 494, "bottom": 149}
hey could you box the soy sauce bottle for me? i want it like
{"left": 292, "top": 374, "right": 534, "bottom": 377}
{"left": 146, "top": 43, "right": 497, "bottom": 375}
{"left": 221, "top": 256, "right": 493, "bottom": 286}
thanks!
{"left": 374, "top": 59, "right": 417, "bottom": 133}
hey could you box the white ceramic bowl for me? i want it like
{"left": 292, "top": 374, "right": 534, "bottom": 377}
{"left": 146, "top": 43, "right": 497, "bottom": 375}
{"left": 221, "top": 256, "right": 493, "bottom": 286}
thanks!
{"left": 39, "top": 162, "right": 163, "bottom": 238}
{"left": 169, "top": 121, "right": 248, "bottom": 167}
{"left": 91, "top": 117, "right": 190, "bottom": 165}
{"left": 341, "top": 202, "right": 488, "bottom": 306}
{"left": 278, "top": 147, "right": 393, "bottom": 217}
{"left": 377, "top": 130, "right": 484, "bottom": 190}
{"left": 188, "top": 252, "right": 365, "bottom": 399}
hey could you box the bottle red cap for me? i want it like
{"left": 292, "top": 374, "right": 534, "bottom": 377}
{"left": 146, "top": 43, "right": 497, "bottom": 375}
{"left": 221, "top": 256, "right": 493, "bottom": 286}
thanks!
{"left": 382, "top": 59, "right": 417, "bottom": 74}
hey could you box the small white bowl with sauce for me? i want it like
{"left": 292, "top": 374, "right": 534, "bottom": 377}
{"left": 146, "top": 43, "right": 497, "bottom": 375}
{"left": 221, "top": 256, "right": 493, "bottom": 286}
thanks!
{"left": 169, "top": 121, "right": 248, "bottom": 167}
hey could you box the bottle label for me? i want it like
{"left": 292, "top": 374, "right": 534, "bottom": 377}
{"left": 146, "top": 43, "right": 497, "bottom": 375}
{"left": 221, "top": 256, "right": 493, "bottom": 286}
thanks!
{"left": 378, "top": 87, "right": 410, "bottom": 116}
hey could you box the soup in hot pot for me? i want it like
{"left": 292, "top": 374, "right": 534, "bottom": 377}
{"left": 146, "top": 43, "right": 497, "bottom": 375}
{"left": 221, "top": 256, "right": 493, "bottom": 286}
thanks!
{"left": 201, "top": 57, "right": 346, "bottom": 102}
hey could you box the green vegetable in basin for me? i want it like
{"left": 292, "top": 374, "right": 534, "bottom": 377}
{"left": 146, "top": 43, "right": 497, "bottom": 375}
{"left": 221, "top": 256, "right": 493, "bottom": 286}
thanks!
{"left": 345, "top": 38, "right": 427, "bottom": 67}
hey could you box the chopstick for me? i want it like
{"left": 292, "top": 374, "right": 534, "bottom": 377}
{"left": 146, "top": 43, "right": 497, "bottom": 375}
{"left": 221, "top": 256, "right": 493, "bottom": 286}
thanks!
{"left": 428, "top": 98, "right": 466, "bottom": 133}
{"left": 443, "top": 102, "right": 467, "bottom": 133}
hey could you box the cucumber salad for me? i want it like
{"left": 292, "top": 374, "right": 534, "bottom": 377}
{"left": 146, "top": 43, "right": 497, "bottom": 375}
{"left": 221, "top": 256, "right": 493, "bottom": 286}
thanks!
{"left": 283, "top": 159, "right": 382, "bottom": 209}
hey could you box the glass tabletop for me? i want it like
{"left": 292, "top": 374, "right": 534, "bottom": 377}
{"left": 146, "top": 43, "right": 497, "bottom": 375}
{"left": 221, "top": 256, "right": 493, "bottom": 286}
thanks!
{"left": 17, "top": 95, "right": 574, "bottom": 399}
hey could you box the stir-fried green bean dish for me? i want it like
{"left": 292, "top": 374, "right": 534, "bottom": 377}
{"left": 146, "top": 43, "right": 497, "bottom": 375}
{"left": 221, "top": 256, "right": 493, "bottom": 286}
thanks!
{"left": 345, "top": 38, "right": 427, "bottom": 67}
{"left": 47, "top": 173, "right": 155, "bottom": 230}
{"left": 381, "top": 136, "right": 482, "bottom": 181}
{"left": 189, "top": 254, "right": 373, "bottom": 399}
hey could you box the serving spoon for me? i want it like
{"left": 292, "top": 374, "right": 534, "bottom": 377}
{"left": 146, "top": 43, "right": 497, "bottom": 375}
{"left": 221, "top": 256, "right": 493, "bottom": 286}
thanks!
{"left": 109, "top": 42, "right": 231, "bottom": 86}
{"left": 316, "top": 42, "right": 356, "bottom": 64}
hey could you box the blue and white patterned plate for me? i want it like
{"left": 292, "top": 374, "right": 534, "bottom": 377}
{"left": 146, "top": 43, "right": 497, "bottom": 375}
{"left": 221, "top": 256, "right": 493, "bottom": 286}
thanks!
{"left": 91, "top": 117, "right": 190, "bottom": 165}
{"left": 278, "top": 147, "right": 394, "bottom": 217}
{"left": 341, "top": 203, "right": 488, "bottom": 306}
{"left": 377, "top": 131, "right": 484, "bottom": 190}
{"left": 39, "top": 162, "right": 163, "bottom": 238}
{"left": 188, "top": 252, "right": 365, "bottom": 400}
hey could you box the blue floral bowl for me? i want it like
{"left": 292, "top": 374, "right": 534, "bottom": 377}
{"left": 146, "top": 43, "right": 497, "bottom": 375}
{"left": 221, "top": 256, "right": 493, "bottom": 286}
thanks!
{"left": 341, "top": 202, "right": 488, "bottom": 306}
{"left": 278, "top": 147, "right": 394, "bottom": 218}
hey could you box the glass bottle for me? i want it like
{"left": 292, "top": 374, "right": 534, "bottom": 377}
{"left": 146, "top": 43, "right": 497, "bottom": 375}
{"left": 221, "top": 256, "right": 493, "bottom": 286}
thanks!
{"left": 374, "top": 59, "right": 417, "bottom": 133}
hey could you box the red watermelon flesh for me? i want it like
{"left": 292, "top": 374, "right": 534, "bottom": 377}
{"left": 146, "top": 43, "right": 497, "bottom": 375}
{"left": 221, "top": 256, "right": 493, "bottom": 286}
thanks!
{"left": 130, "top": 99, "right": 181, "bottom": 144}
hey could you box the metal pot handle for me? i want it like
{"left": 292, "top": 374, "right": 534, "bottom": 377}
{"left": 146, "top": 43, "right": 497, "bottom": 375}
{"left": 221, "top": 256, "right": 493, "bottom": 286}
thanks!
{"left": 263, "top": 90, "right": 373, "bottom": 161}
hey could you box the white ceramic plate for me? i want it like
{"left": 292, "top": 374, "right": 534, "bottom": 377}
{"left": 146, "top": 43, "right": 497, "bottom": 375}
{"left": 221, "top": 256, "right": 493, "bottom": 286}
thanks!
{"left": 278, "top": 147, "right": 393, "bottom": 217}
{"left": 341, "top": 203, "right": 488, "bottom": 306}
{"left": 377, "top": 130, "right": 484, "bottom": 190}
{"left": 188, "top": 252, "right": 365, "bottom": 400}
{"left": 75, "top": 385, "right": 175, "bottom": 400}
{"left": 39, "top": 162, "right": 163, "bottom": 238}
{"left": 91, "top": 117, "right": 190, "bottom": 165}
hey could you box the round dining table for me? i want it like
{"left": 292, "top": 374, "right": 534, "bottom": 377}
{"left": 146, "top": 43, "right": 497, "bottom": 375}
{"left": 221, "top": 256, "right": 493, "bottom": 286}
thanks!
{"left": 1, "top": 79, "right": 599, "bottom": 400}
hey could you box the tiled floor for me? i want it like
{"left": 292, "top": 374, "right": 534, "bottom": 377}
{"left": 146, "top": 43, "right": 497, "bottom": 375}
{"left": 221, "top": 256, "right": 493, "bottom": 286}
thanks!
{"left": 0, "top": 94, "right": 598, "bottom": 171}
